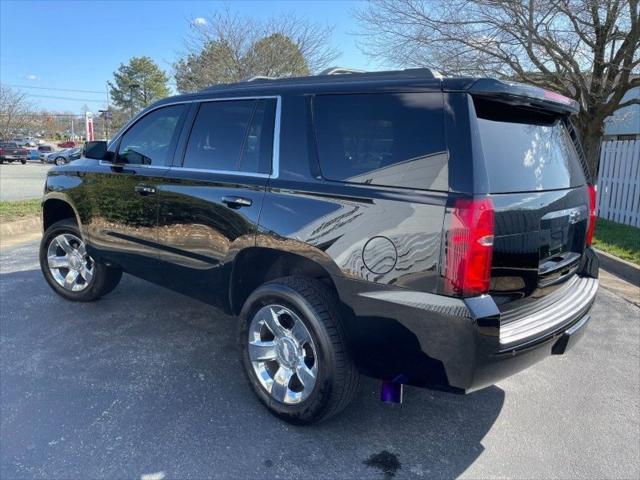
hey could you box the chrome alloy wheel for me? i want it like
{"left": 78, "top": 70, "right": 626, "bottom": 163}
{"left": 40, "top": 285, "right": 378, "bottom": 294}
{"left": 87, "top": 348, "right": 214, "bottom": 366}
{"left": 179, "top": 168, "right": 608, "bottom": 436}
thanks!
{"left": 248, "top": 304, "right": 318, "bottom": 404}
{"left": 46, "top": 233, "right": 94, "bottom": 292}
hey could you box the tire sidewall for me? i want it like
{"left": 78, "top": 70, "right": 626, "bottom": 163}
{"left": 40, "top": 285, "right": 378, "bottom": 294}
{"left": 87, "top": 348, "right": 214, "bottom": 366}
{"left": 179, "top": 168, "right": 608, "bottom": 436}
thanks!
{"left": 239, "top": 282, "right": 339, "bottom": 423}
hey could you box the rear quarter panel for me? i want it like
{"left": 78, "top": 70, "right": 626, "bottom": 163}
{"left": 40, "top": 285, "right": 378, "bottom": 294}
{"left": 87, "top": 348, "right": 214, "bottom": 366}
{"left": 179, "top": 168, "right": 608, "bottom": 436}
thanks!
{"left": 257, "top": 94, "right": 447, "bottom": 293}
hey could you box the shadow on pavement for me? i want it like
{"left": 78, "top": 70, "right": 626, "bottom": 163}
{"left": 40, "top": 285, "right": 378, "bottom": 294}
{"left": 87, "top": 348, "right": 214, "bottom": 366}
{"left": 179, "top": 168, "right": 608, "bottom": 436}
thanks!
{"left": 1, "top": 269, "right": 504, "bottom": 479}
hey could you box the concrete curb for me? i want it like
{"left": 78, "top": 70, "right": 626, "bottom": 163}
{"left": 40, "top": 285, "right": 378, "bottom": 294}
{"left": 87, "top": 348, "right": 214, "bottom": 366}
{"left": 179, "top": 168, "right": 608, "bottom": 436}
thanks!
{"left": 0, "top": 215, "right": 41, "bottom": 238}
{"left": 595, "top": 248, "right": 640, "bottom": 288}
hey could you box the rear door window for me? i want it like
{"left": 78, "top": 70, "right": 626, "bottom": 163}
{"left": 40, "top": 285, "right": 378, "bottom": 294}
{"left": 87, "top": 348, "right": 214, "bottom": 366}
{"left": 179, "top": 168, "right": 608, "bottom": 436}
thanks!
{"left": 313, "top": 93, "right": 447, "bottom": 190}
{"left": 474, "top": 101, "right": 586, "bottom": 193}
{"left": 183, "top": 99, "right": 276, "bottom": 174}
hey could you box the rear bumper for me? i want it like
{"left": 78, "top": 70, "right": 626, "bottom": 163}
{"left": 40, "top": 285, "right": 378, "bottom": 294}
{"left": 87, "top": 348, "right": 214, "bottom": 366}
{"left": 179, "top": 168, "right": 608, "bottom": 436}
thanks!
{"left": 336, "top": 270, "right": 598, "bottom": 393}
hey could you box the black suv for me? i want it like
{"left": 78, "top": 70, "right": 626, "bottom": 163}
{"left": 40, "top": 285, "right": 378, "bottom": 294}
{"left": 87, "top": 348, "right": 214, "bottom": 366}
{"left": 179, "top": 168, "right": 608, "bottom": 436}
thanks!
{"left": 39, "top": 68, "right": 599, "bottom": 424}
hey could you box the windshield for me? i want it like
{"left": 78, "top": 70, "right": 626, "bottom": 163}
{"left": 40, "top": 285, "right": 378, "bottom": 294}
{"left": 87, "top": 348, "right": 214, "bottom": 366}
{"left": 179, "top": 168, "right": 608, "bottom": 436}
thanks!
{"left": 477, "top": 117, "right": 586, "bottom": 193}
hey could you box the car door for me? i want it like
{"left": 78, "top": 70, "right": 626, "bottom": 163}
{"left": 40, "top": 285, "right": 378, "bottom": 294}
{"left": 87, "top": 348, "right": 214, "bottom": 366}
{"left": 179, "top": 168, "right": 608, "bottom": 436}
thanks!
{"left": 85, "top": 103, "right": 188, "bottom": 275}
{"left": 155, "top": 97, "right": 278, "bottom": 307}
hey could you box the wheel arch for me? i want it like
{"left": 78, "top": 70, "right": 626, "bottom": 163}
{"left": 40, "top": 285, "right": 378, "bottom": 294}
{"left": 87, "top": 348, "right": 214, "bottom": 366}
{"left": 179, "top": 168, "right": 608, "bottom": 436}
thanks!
{"left": 42, "top": 195, "right": 82, "bottom": 232}
{"left": 229, "top": 247, "right": 341, "bottom": 316}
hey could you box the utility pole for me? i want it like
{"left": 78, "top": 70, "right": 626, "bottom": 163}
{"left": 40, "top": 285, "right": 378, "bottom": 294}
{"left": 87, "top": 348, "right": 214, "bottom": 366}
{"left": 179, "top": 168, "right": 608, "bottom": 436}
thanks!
{"left": 105, "top": 81, "right": 110, "bottom": 140}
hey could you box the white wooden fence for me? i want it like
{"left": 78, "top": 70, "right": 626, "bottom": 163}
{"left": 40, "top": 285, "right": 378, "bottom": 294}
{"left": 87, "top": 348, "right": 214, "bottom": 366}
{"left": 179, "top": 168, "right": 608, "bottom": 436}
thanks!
{"left": 596, "top": 139, "right": 640, "bottom": 227}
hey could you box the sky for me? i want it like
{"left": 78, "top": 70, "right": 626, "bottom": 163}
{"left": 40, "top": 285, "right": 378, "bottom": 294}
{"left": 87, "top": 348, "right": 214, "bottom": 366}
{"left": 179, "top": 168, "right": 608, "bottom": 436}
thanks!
{"left": 0, "top": 0, "right": 376, "bottom": 113}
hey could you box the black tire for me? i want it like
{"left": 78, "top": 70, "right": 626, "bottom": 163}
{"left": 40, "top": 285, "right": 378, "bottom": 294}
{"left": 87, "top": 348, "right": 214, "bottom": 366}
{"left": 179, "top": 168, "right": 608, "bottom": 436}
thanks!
{"left": 239, "top": 276, "right": 359, "bottom": 424}
{"left": 39, "top": 218, "right": 122, "bottom": 302}
{"left": 55, "top": 157, "right": 65, "bottom": 165}
{"left": 20, "top": 159, "right": 26, "bottom": 164}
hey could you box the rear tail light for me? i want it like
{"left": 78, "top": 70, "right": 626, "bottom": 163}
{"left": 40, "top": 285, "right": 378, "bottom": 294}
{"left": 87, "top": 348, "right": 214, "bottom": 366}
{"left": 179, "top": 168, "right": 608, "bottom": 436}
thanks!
{"left": 586, "top": 184, "right": 597, "bottom": 246}
{"left": 443, "top": 197, "right": 495, "bottom": 296}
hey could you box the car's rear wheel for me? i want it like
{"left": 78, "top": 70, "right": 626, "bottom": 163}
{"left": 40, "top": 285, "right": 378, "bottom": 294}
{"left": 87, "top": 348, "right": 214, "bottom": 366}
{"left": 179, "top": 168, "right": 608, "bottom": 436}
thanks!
{"left": 39, "top": 219, "right": 122, "bottom": 302}
{"left": 239, "top": 276, "right": 359, "bottom": 424}
{"left": 54, "top": 157, "right": 65, "bottom": 165}
{"left": 20, "top": 159, "right": 26, "bottom": 164}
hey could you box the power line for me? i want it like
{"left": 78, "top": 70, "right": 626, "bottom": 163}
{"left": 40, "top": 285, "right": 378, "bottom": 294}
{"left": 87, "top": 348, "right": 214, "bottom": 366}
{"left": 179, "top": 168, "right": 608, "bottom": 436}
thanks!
{"left": 22, "top": 93, "right": 106, "bottom": 103}
{"left": 3, "top": 83, "right": 107, "bottom": 94}
{"left": 0, "top": 113, "right": 93, "bottom": 117}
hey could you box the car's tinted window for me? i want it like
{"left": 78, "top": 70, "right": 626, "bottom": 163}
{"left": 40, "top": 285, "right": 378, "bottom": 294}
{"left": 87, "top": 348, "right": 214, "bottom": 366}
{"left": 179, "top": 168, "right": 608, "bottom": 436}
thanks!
{"left": 117, "top": 104, "right": 185, "bottom": 166}
{"left": 183, "top": 99, "right": 275, "bottom": 173}
{"left": 241, "top": 99, "right": 276, "bottom": 174}
{"left": 476, "top": 115, "right": 586, "bottom": 193}
{"left": 313, "top": 93, "right": 447, "bottom": 190}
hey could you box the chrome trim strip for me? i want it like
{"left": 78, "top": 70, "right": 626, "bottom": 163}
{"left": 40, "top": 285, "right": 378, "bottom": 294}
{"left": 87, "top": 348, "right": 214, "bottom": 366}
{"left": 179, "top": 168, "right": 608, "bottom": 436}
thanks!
{"left": 271, "top": 96, "right": 281, "bottom": 179}
{"left": 104, "top": 95, "right": 282, "bottom": 177}
{"left": 98, "top": 161, "right": 168, "bottom": 169}
{"left": 167, "top": 167, "right": 270, "bottom": 178}
{"left": 500, "top": 277, "right": 598, "bottom": 345}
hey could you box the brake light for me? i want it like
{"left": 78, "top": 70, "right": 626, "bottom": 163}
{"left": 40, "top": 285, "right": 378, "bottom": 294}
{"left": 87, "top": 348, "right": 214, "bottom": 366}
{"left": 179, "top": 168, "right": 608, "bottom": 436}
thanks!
{"left": 543, "top": 90, "right": 573, "bottom": 105}
{"left": 443, "top": 197, "right": 495, "bottom": 296}
{"left": 586, "top": 184, "right": 597, "bottom": 246}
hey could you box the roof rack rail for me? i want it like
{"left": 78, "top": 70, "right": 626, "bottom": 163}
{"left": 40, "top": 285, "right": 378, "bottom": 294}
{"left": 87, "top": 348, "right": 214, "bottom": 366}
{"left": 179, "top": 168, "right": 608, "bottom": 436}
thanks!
{"left": 319, "top": 67, "right": 366, "bottom": 76}
{"left": 244, "top": 75, "right": 277, "bottom": 82}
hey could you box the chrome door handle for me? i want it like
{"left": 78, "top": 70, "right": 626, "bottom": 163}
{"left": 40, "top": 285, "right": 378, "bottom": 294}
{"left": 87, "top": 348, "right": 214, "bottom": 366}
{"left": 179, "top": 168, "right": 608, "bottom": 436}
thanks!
{"left": 221, "top": 195, "right": 252, "bottom": 208}
{"left": 134, "top": 184, "right": 156, "bottom": 195}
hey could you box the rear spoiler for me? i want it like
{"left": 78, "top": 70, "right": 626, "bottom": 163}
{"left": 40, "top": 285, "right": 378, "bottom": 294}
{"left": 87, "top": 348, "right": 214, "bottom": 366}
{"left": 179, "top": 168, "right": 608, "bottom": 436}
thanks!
{"left": 445, "top": 78, "right": 580, "bottom": 115}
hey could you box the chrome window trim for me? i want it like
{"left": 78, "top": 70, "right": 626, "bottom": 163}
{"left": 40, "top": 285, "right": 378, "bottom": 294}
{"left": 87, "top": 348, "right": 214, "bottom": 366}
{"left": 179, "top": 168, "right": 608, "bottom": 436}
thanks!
{"left": 103, "top": 95, "right": 281, "bottom": 177}
{"left": 271, "top": 96, "right": 281, "bottom": 179}
{"left": 169, "top": 167, "right": 270, "bottom": 179}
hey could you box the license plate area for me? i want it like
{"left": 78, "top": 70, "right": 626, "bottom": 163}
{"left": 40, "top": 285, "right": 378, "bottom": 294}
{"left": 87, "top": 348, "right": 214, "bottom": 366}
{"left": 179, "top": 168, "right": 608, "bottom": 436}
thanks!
{"left": 538, "top": 206, "right": 588, "bottom": 285}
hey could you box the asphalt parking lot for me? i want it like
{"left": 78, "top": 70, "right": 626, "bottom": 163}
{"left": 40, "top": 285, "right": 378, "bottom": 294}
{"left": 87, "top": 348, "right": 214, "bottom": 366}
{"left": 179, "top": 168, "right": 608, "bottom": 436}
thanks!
{"left": 1, "top": 239, "right": 639, "bottom": 479}
{"left": 0, "top": 163, "right": 51, "bottom": 201}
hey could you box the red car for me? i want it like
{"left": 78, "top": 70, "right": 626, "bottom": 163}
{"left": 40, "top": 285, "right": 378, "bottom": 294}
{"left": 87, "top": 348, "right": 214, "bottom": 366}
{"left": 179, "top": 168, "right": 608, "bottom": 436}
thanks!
{"left": 57, "top": 141, "right": 77, "bottom": 148}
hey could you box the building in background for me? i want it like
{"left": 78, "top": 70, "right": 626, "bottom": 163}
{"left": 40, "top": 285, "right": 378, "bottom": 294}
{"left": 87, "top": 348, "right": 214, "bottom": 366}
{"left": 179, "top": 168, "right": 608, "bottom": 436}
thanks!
{"left": 604, "top": 86, "right": 639, "bottom": 141}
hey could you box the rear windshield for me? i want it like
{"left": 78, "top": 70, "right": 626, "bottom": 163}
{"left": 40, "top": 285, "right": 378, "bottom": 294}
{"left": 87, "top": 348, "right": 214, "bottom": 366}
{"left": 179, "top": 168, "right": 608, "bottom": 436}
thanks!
{"left": 475, "top": 105, "right": 586, "bottom": 193}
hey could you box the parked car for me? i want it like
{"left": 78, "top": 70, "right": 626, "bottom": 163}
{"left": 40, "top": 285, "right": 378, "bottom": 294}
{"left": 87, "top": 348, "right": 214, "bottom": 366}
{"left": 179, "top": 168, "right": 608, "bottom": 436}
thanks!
{"left": 0, "top": 142, "right": 28, "bottom": 164}
{"left": 37, "top": 145, "right": 55, "bottom": 161}
{"left": 39, "top": 69, "right": 599, "bottom": 424}
{"left": 28, "top": 149, "right": 40, "bottom": 161}
{"left": 57, "top": 140, "right": 77, "bottom": 148}
{"left": 46, "top": 147, "right": 82, "bottom": 165}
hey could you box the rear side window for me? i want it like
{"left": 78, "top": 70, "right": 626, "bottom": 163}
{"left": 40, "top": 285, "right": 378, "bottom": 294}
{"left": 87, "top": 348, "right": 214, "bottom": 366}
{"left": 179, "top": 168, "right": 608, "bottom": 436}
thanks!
{"left": 313, "top": 93, "right": 447, "bottom": 190}
{"left": 117, "top": 104, "right": 185, "bottom": 166}
{"left": 183, "top": 99, "right": 275, "bottom": 174}
{"left": 474, "top": 99, "right": 586, "bottom": 193}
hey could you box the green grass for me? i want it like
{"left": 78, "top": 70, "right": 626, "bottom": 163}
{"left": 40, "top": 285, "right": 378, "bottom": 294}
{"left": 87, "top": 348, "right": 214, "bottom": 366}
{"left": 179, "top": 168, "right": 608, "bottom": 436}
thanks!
{"left": 593, "top": 217, "right": 640, "bottom": 266}
{"left": 0, "top": 199, "right": 41, "bottom": 222}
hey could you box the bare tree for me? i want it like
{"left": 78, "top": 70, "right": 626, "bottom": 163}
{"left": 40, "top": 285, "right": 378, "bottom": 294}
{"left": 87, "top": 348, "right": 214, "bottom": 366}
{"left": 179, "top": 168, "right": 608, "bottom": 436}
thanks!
{"left": 174, "top": 9, "right": 340, "bottom": 92}
{"left": 0, "top": 85, "right": 34, "bottom": 140}
{"left": 355, "top": 0, "right": 640, "bottom": 176}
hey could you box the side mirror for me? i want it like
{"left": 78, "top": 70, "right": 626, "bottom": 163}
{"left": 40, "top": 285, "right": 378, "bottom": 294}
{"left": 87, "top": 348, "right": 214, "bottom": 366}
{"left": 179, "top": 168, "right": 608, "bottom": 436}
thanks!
{"left": 83, "top": 141, "right": 111, "bottom": 161}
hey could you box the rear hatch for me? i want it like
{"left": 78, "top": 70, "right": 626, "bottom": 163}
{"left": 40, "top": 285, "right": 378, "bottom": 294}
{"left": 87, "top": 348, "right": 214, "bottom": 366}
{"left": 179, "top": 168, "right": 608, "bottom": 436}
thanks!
{"left": 470, "top": 93, "right": 591, "bottom": 311}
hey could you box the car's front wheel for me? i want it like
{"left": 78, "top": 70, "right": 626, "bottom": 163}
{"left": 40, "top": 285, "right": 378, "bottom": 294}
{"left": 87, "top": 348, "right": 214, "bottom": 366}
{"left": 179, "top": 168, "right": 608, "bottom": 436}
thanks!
{"left": 54, "top": 157, "right": 65, "bottom": 165}
{"left": 39, "top": 219, "right": 122, "bottom": 302}
{"left": 239, "top": 276, "right": 359, "bottom": 424}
